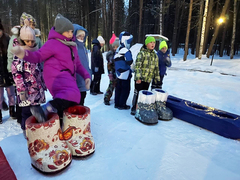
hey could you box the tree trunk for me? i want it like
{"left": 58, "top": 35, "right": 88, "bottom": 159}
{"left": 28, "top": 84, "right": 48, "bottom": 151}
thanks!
{"left": 159, "top": 0, "right": 163, "bottom": 35}
{"left": 112, "top": 0, "right": 116, "bottom": 33}
{"left": 202, "top": 0, "right": 214, "bottom": 54}
{"left": 183, "top": 0, "right": 193, "bottom": 61}
{"left": 195, "top": 0, "right": 204, "bottom": 57}
{"left": 198, "top": 0, "right": 209, "bottom": 59}
{"left": 171, "top": 0, "right": 180, "bottom": 56}
{"left": 219, "top": 15, "right": 228, "bottom": 57}
{"left": 138, "top": 0, "right": 143, "bottom": 42}
{"left": 230, "top": 0, "right": 237, "bottom": 59}
{"left": 206, "top": 0, "right": 231, "bottom": 58}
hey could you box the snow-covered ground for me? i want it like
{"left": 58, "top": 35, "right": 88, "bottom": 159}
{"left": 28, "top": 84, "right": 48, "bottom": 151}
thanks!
{"left": 0, "top": 46, "right": 240, "bottom": 180}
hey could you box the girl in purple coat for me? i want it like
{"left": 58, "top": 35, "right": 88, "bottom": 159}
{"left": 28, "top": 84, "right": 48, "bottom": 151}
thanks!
{"left": 11, "top": 21, "right": 46, "bottom": 134}
{"left": 12, "top": 14, "right": 91, "bottom": 122}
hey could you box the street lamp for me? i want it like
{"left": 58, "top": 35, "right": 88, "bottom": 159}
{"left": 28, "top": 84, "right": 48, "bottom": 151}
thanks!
{"left": 210, "top": 17, "right": 225, "bottom": 66}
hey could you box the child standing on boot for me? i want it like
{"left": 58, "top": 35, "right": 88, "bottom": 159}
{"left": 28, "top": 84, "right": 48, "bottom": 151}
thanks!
{"left": 114, "top": 31, "right": 133, "bottom": 110}
{"left": 131, "top": 36, "right": 161, "bottom": 115}
{"left": 73, "top": 24, "right": 91, "bottom": 105}
{"left": 104, "top": 34, "right": 119, "bottom": 105}
{"left": 0, "top": 19, "right": 17, "bottom": 124}
{"left": 151, "top": 41, "right": 171, "bottom": 90}
{"left": 90, "top": 36, "right": 105, "bottom": 95}
{"left": 11, "top": 21, "right": 46, "bottom": 135}
{"left": 11, "top": 14, "right": 90, "bottom": 122}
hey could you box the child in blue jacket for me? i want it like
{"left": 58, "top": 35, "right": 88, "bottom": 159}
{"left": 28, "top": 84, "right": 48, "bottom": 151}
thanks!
{"left": 152, "top": 41, "right": 171, "bottom": 89}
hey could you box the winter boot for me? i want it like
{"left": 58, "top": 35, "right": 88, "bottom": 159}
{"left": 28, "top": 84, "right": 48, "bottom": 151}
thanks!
{"left": 9, "top": 106, "right": 17, "bottom": 119}
{"left": 25, "top": 113, "right": 72, "bottom": 173}
{"left": 2, "top": 101, "right": 9, "bottom": 111}
{"left": 0, "top": 110, "right": 2, "bottom": 124}
{"left": 131, "top": 89, "right": 138, "bottom": 115}
{"left": 104, "top": 99, "right": 110, "bottom": 106}
{"left": 16, "top": 105, "right": 22, "bottom": 124}
{"left": 135, "top": 90, "right": 158, "bottom": 124}
{"left": 30, "top": 102, "right": 57, "bottom": 123}
{"left": 62, "top": 105, "right": 95, "bottom": 157}
{"left": 153, "top": 89, "right": 173, "bottom": 121}
{"left": 90, "top": 82, "right": 97, "bottom": 95}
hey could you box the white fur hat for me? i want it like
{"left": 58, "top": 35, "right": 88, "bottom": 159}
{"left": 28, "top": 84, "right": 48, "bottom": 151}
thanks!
{"left": 76, "top": 30, "right": 85, "bottom": 37}
{"left": 97, "top": 36, "right": 105, "bottom": 44}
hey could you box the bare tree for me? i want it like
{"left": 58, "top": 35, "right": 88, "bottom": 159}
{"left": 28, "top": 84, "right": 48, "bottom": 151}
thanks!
{"left": 195, "top": 0, "right": 204, "bottom": 58}
{"left": 183, "top": 0, "right": 193, "bottom": 61}
{"left": 206, "top": 0, "right": 231, "bottom": 58}
{"left": 171, "top": 0, "right": 181, "bottom": 56}
{"left": 138, "top": 0, "right": 143, "bottom": 42}
{"left": 198, "top": 0, "right": 209, "bottom": 59}
{"left": 159, "top": 0, "right": 163, "bottom": 35}
{"left": 202, "top": 0, "right": 214, "bottom": 54}
{"left": 230, "top": 0, "right": 237, "bottom": 59}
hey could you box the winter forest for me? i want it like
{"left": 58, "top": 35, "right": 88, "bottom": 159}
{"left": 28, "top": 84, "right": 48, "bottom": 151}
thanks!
{"left": 0, "top": 0, "right": 239, "bottom": 60}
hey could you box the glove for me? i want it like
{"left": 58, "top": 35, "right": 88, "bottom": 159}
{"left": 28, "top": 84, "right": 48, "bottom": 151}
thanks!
{"left": 19, "top": 91, "right": 28, "bottom": 101}
{"left": 95, "top": 67, "right": 99, "bottom": 72}
{"left": 165, "top": 57, "right": 171, "bottom": 67}
{"left": 11, "top": 46, "right": 25, "bottom": 59}
{"left": 108, "top": 74, "right": 114, "bottom": 81}
{"left": 85, "top": 78, "right": 91, "bottom": 90}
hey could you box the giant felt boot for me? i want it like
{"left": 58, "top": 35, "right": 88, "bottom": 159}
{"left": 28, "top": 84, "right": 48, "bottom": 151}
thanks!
{"left": 153, "top": 89, "right": 173, "bottom": 121}
{"left": 135, "top": 90, "right": 158, "bottom": 124}
{"left": 25, "top": 113, "right": 72, "bottom": 173}
{"left": 62, "top": 105, "right": 95, "bottom": 157}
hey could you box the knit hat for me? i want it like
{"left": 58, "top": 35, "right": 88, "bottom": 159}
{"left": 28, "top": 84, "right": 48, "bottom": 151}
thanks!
{"left": 20, "top": 12, "right": 36, "bottom": 27}
{"left": 119, "top": 31, "right": 133, "bottom": 49}
{"left": 112, "top": 37, "right": 119, "bottom": 47}
{"left": 159, "top": 41, "right": 168, "bottom": 50}
{"left": 109, "top": 33, "right": 117, "bottom": 44}
{"left": 20, "top": 19, "right": 36, "bottom": 41}
{"left": 0, "top": 19, "right": 4, "bottom": 31}
{"left": 54, "top": 13, "right": 74, "bottom": 34}
{"left": 97, "top": 36, "right": 105, "bottom": 44}
{"left": 145, "top": 36, "right": 155, "bottom": 45}
{"left": 76, "top": 30, "right": 85, "bottom": 37}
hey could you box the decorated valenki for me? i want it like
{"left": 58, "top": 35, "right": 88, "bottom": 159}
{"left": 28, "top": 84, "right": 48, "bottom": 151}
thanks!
{"left": 25, "top": 114, "right": 72, "bottom": 173}
{"left": 153, "top": 89, "right": 173, "bottom": 120}
{"left": 62, "top": 106, "right": 95, "bottom": 156}
{"left": 135, "top": 90, "right": 158, "bottom": 124}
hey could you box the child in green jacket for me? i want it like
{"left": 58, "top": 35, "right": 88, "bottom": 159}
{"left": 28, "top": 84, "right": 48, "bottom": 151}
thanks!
{"left": 131, "top": 36, "right": 160, "bottom": 115}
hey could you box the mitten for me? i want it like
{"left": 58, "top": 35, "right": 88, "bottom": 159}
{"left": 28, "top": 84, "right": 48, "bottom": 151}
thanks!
{"left": 85, "top": 78, "right": 91, "bottom": 90}
{"left": 108, "top": 74, "right": 113, "bottom": 80}
{"left": 95, "top": 67, "right": 99, "bottom": 72}
{"left": 19, "top": 91, "right": 28, "bottom": 101}
{"left": 165, "top": 57, "right": 171, "bottom": 67}
{"left": 11, "top": 46, "right": 25, "bottom": 59}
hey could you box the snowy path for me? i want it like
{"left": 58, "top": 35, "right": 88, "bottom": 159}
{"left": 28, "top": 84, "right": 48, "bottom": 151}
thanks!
{"left": 0, "top": 53, "right": 240, "bottom": 180}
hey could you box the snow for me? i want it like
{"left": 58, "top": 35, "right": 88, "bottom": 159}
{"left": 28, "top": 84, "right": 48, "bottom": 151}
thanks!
{"left": 0, "top": 47, "right": 240, "bottom": 180}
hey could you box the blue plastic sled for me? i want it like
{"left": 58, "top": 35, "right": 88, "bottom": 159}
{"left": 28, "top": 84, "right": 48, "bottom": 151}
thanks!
{"left": 166, "top": 95, "right": 240, "bottom": 140}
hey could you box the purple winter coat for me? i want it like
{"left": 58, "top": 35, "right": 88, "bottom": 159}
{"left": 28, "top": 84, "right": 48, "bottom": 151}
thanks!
{"left": 22, "top": 28, "right": 90, "bottom": 103}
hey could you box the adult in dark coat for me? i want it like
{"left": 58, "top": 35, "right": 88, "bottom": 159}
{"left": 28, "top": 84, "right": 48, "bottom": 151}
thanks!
{"left": 90, "top": 36, "right": 105, "bottom": 95}
{"left": 0, "top": 19, "right": 16, "bottom": 123}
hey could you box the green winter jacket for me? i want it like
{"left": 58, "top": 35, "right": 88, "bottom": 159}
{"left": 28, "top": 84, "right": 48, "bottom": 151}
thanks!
{"left": 134, "top": 46, "right": 160, "bottom": 83}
